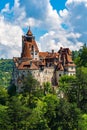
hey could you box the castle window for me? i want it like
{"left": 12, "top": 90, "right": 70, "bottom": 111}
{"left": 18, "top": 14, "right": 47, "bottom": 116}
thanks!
{"left": 35, "top": 52, "right": 37, "bottom": 55}
{"left": 32, "top": 45, "right": 34, "bottom": 51}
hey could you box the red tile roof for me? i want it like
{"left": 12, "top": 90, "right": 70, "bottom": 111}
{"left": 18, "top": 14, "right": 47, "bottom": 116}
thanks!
{"left": 56, "top": 62, "right": 64, "bottom": 71}
{"left": 65, "top": 63, "right": 76, "bottom": 67}
{"left": 39, "top": 52, "right": 48, "bottom": 58}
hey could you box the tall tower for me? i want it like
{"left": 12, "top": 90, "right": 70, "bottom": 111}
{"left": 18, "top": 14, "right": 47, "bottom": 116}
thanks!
{"left": 21, "top": 27, "right": 39, "bottom": 60}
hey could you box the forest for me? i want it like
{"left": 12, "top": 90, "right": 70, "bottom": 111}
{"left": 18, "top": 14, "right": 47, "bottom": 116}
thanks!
{"left": 0, "top": 45, "right": 87, "bottom": 130}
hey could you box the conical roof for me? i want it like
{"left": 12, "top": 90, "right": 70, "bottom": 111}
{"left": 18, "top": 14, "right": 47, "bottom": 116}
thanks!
{"left": 26, "top": 27, "right": 33, "bottom": 36}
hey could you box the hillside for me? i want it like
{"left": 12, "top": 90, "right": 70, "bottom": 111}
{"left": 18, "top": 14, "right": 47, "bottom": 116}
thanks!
{"left": 0, "top": 59, "right": 13, "bottom": 87}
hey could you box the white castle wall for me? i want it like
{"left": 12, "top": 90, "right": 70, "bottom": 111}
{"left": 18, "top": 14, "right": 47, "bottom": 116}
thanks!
{"left": 12, "top": 67, "right": 54, "bottom": 92}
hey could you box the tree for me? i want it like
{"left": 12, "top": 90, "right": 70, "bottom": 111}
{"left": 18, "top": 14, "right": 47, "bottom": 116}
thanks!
{"left": 27, "top": 99, "right": 50, "bottom": 130}
{"left": 43, "top": 82, "right": 53, "bottom": 95}
{"left": 8, "top": 84, "right": 16, "bottom": 96}
{"left": 7, "top": 96, "right": 30, "bottom": 130}
{"left": 75, "top": 44, "right": 87, "bottom": 67}
{"left": 76, "top": 67, "right": 87, "bottom": 112}
{"left": 43, "top": 94, "right": 59, "bottom": 130}
{"left": 0, "top": 86, "right": 8, "bottom": 105}
{"left": 0, "top": 105, "right": 11, "bottom": 130}
{"left": 22, "top": 73, "right": 40, "bottom": 105}
{"left": 78, "top": 114, "right": 87, "bottom": 130}
{"left": 59, "top": 75, "right": 77, "bottom": 103}
{"left": 55, "top": 99, "right": 81, "bottom": 130}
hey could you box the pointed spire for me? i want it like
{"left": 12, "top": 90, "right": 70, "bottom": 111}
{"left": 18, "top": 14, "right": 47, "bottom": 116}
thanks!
{"left": 26, "top": 26, "right": 33, "bottom": 36}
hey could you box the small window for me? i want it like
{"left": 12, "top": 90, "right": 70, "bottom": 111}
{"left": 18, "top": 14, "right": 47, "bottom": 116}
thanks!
{"left": 31, "top": 52, "right": 33, "bottom": 55}
{"left": 32, "top": 45, "right": 34, "bottom": 51}
{"left": 59, "top": 74, "right": 61, "bottom": 77}
{"left": 35, "top": 52, "right": 37, "bottom": 55}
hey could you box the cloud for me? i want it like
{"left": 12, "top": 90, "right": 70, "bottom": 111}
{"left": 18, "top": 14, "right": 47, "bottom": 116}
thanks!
{"left": 39, "top": 30, "right": 83, "bottom": 52}
{"left": 66, "top": 0, "right": 87, "bottom": 5}
{"left": 39, "top": 0, "right": 87, "bottom": 52}
{"left": 65, "top": 0, "right": 87, "bottom": 43}
{"left": 1, "top": 3, "right": 10, "bottom": 13}
{"left": 0, "top": 14, "right": 23, "bottom": 58}
{"left": 0, "top": 16, "right": 23, "bottom": 47}
{"left": 0, "top": 0, "right": 87, "bottom": 58}
{"left": 19, "top": 0, "right": 62, "bottom": 30}
{"left": 0, "top": 43, "right": 21, "bottom": 59}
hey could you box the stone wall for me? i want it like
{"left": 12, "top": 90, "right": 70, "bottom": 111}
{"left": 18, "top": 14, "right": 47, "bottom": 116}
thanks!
{"left": 12, "top": 67, "right": 55, "bottom": 92}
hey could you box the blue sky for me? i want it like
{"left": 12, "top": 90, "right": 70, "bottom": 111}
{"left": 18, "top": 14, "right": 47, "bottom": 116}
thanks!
{"left": 0, "top": 0, "right": 87, "bottom": 58}
{"left": 50, "top": 0, "right": 66, "bottom": 10}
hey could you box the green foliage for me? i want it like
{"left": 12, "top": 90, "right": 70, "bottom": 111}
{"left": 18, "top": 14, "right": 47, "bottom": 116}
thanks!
{"left": 78, "top": 114, "right": 87, "bottom": 130}
{"left": 72, "top": 50, "right": 79, "bottom": 61}
{"left": 8, "top": 84, "right": 16, "bottom": 96}
{"left": 7, "top": 96, "right": 30, "bottom": 130}
{"left": 73, "top": 44, "right": 87, "bottom": 67}
{"left": 22, "top": 74, "right": 40, "bottom": 106}
{"left": 0, "top": 105, "right": 11, "bottom": 130}
{"left": 59, "top": 75, "right": 77, "bottom": 102}
{"left": 0, "top": 86, "right": 8, "bottom": 105}
{"left": 59, "top": 71, "right": 87, "bottom": 113}
{"left": 27, "top": 99, "right": 49, "bottom": 130}
{"left": 76, "top": 67, "right": 87, "bottom": 112}
{"left": 43, "top": 82, "right": 53, "bottom": 95}
{"left": 22, "top": 73, "right": 40, "bottom": 94}
{"left": 0, "top": 59, "right": 13, "bottom": 87}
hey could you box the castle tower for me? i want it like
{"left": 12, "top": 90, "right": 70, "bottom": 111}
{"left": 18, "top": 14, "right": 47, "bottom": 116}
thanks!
{"left": 21, "top": 27, "right": 39, "bottom": 60}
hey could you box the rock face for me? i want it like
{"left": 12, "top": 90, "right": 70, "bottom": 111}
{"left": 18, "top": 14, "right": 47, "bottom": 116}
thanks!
{"left": 12, "top": 28, "right": 76, "bottom": 92}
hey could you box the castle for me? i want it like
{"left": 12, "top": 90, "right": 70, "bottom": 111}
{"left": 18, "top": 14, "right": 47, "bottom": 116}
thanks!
{"left": 12, "top": 28, "right": 76, "bottom": 92}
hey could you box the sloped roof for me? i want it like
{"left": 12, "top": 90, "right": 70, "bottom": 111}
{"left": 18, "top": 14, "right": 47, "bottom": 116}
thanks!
{"left": 46, "top": 52, "right": 59, "bottom": 59}
{"left": 56, "top": 62, "right": 64, "bottom": 71}
{"left": 39, "top": 52, "right": 49, "bottom": 58}
{"left": 26, "top": 28, "right": 33, "bottom": 36}
{"left": 39, "top": 52, "right": 59, "bottom": 59}
{"left": 65, "top": 63, "right": 76, "bottom": 67}
{"left": 66, "top": 54, "right": 73, "bottom": 63}
{"left": 17, "top": 60, "right": 39, "bottom": 70}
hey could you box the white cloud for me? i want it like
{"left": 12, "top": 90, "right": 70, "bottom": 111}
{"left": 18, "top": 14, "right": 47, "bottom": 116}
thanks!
{"left": 1, "top": 3, "right": 10, "bottom": 13}
{"left": 0, "top": 43, "right": 21, "bottom": 59}
{"left": 0, "top": 0, "right": 87, "bottom": 58}
{"left": 59, "top": 9, "right": 69, "bottom": 17}
{"left": 39, "top": 30, "right": 83, "bottom": 52}
{"left": 19, "top": 0, "right": 62, "bottom": 30}
{"left": 66, "top": 0, "right": 87, "bottom": 5}
{"left": 0, "top": 16, "right": 23, "bottom": 47}
{"left": 0, "top": 14, "right": 23, "bottom": 58}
